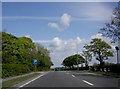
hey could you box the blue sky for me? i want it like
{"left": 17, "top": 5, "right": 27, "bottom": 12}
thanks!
{"left": 2, "top": 2, "right": 118, "bottom": 67}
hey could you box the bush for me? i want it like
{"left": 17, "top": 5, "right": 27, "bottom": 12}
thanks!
{"left": 89, "top": 64, "right": 120, "bottom": 73}
{"left": 2, "top": 64, "right": 32, "bottom": 78}
{"left": 105, "top": 64, "right": 120, "bottom": 73}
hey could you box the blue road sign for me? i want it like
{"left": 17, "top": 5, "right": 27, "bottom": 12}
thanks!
{"left": 33, "top": 59, "right": 38, "bottom": 65}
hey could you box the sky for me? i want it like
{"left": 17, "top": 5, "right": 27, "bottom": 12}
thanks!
{"left": 2, "top": 1, "right": 119, "bottom": 67}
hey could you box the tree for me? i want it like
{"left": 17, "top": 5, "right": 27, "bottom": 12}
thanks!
{"left": 2, "top": 32, "right": 36, "bottom": 64}
{"left": 100, "top": 1, "right": 120, "bottom": 64}
{"left": 35, "top": 44, "right": 53, "bottom": 70}
{"left": 100, "top": 1, "right": 120, "bottom": 42}
{"left": 2, "top": 32, "right": 37, "bottom": 77}
{"left": 84, "top": 38, "right": 113, "bottom": 67}
{"left": 2, "top": 32, "right": 53, "bottom": 77}
{"left": 62, "top": 54, "right": 85, "bottom": 69}
{"left": 81, "top": 50, "right": 92, "bottom": 67}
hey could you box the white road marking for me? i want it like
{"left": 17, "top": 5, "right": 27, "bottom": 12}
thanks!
{"left": 17, "top": 72, "right": 47, "bottom": 89}
{"left": 72, "top": 75, "right": 75, "bottom": 77}
{"left": 82, "top": 80, "right": 94, "bottom": 86}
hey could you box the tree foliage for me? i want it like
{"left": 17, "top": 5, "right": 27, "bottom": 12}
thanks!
{"left": 84, "top": 38, "right": 113, "bottom": 67}
{"left": 100, "top": 1, "right": 120, "bottom": 42}
{"left": 62, "top": 54, "right": 85, "bottom": 68}
{"left": 2, "top": 32, "right": 35, "bottom": 64}
{"left": 81, "top": 50, "right": 92, "bottom": 67}
{"left": 2, "top": 32, "right": 53, "bottom": 78}
{"left": 36, "top": 44, "right": 53, "bottom": 70}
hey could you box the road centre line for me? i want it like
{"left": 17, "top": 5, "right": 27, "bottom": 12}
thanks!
{"left": 17, "top": 72, "right": 47, "bottom": 89}
{"left": 82, "top": 80, "right": 94, "bottom": 86}
{"left": 72, "top": 75, "right": 75, "bottom": 77}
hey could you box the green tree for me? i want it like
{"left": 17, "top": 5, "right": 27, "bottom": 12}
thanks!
{"left": 2, "top": 32, "right": 36, "bottom": 64}
{"left": 84, "top": 38, "right": 113, "bottom": 67}
{"left": 81, "top": 50, "right": 92, "bottom": 67}
{"left": 2, "top": 32, "right": 53, "bottom": 77}
{"left": 2, "top": 32, "right": 37, "bottom": 77}
{"left": 35, "top": 44, "right": 53, "bottom": 70}
{"left": 100, "top": 1, "right": 120, "bottom": 64}
{"left": 62, "top": 54, "right": 85, "bottom": 69}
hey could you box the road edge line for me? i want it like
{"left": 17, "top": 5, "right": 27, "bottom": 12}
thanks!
{"left": 17, "top": 72, "right": 48, "bottom": 89}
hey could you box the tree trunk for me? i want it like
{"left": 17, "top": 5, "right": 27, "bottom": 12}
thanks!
{"left": 85, "top": 60, "right": 88, "bottom": 67}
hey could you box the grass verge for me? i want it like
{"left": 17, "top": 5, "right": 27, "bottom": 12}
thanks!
{"left": 2, "top": 72, "right": 40, "bottom": 89}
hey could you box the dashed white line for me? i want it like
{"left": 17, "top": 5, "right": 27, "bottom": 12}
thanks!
{"left": 17, "top": 72, "right": 47, "bottom": 89}
{"left": 72, "top": 75, "right": 75, "bottom": 77}
{"left": 82, "top": 80, "right": 94, "bottom": 86}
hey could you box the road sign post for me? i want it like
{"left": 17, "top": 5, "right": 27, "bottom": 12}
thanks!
{"left": 33, "top": 59, "right": 38, "bottom": 71}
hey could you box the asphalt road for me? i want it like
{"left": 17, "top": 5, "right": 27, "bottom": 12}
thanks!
{"left": 18, "top": 71, "right": 119, "bottom": 88}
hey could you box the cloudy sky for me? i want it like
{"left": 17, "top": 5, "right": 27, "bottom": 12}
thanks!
{"left": 2, "top": 1, "right": 118, "bottom": 67}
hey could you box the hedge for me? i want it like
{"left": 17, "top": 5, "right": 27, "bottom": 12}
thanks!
{"left": 89, "top": 64, "right": 120, "bottom": 73}
{"left": 2, "top": 64, "right": 33, "bottom": 78}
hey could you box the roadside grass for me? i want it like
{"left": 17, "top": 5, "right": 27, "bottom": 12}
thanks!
{"left": 79, "top": 70, "right": 120, "bottom": 77}
{"left": 2, "top": 72, "right": 40, "bottom": 89}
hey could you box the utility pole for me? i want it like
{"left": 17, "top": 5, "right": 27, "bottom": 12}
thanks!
{"left": 118, "top": 39, "right": 120, "bottom": 64}
{"left": 76, "top": 43, "right": 79, "bottom": 71}
{"left": 115, "top": 46, "right": 119, "bottom": 64}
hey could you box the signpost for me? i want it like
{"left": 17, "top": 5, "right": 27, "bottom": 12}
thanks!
{"left": 33, "top": 59, "right": 38, "bottom": 71}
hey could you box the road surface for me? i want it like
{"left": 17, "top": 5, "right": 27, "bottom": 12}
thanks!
{"left": 17, "top": 71, "right": 119, "bottom": 88}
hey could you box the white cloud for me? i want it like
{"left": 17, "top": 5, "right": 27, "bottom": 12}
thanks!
{"left": 33, "top": 40, "right": 51, "bottom": 43}
{"left": 91, "top": 33, "right": 112, "bottom": 43}
{"left": 91, "top": 33, "right": 103, "bottom": 39}
{"left": 60, "top": 13, "right": 71, "bottom": 27}
{"left": 51, "top": 37, "right": 63, "bottom": 47}
{"left": 48, "top": 13, "right": 71, "bottom": 31}
{"left": 24, "top": 35, "right": 31, "bottom": 38}
{"left": 49, "top": 37, "right": 82, "bottom": 52}
{"left": 48, "top": 22, "right": 59, "bottom": 29}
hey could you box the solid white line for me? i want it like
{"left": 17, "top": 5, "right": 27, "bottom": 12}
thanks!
{"left": 17, "top": 72, "right": 47, "bottom": 89}
{"left": 72, "top": 75, "right": 75, "bottom": 77}
{"left": 83, "top": 80, "right": 94, "bottom": 86}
